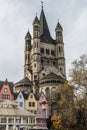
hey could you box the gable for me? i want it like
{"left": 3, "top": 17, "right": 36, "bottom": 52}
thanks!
{"left": 17, "top": 91, "right": 24, "bottom": 100}
{"left": 27, "top": 93, "right": 36, "bottom": 101}
{"left": 0, "top": 84, "right": 12, "bottom": 95}
{"left": 39, "top": 65, "right": 65, "bottom": 80}
{"left": 39, "top": 92, "right": 47, "bottom": 102}
{"left": 0, "top": 81, "right": 13, "bottom": 93}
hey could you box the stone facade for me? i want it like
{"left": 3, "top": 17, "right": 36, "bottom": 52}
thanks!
{"left": 14, "top": 5, "right": 66, "bottom": 115}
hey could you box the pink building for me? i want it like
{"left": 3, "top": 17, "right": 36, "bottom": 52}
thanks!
{"left": 0, "top": 79, "right": 14, "bottom": 101}
{"left": 36, "top": 92, "right": 49, "bottom": 129}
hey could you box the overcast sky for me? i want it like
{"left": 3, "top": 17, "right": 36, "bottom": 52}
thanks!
{"left": 0, "top": 0, "right": 87, "bottom": 83}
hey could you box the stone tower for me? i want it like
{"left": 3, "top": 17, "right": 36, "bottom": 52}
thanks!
{"left": 15, "top": 5, "right": 66, "bottom": 114}
{"left": 55, "top": 22, "right": 66, "bottom": 77}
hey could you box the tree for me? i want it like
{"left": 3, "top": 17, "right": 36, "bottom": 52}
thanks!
{"left": 69, "top": 54, "right": 87, "bottom": 129}
{"left": 51, "top": 115, "right": 64, "bottom": 130}
{"left": 57, "top": 82, "right": 76, "bottom": 129}
{"left": 69, "top": 54, "right": 87, "bottom": 96}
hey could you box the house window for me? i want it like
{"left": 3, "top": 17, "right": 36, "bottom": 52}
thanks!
{"left": 19, "top": 95, "right": 22, "bottom": 99}
{"left": 1, "top": 94, "right": 10, "bottom": 99}
{"left": 34, "top": 110, "right": 36, "bottom": 114}
{"left": 31, "top": 110, "right": 33, "bottom": 113}
{"left": 4, "top": 88, "right": 8, "bottom": 92}
{"left": 32, "top": 102, "right": 35, "bottom": 107}
{"left": 29, "top": 102, "right": 35, "bottom": 107}
{"left": 20, "top": 102, "right": 23, "bottom": 107}
{"left": 29, "top": 102, "right": 31, "bottom": 106}
{"left": 30, "top": 95, "right": 33, "bottom": 98}
{"left": 7, "top": 95, "right": 10, "bottom": 99}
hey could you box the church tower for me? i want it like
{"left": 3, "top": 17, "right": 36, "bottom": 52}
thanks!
{"left": 15, "top": 3, "right": 66, "bottom": 114}
{"left": 55, "top": 22, "right": 66, "bottom": 77}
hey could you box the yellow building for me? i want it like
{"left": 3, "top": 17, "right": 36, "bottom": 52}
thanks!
{"left": 25, "top": 92, "right": 37, "bottom": 115}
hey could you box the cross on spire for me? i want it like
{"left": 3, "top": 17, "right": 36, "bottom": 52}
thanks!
{"left": 41, "top": 1, "right": 43, "bottom": 9}
{"left": 57, "top": 19, "right": 59, "bottom": 23}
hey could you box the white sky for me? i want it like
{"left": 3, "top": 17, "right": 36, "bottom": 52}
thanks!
{"left": 0, "top": 0, "right": 87, "bottom": 83}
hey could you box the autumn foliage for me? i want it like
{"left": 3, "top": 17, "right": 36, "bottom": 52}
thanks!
{"left": 51, "top": 115, "right": 63, "bottom": 130}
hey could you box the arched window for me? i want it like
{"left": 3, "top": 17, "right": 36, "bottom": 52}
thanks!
{"left": 51, "top": 87, "right": 56, "bottom": 99}
{"left": 59, "top": 46, "right": 61, "bottom": 53}
{"left": 45, "top": 87, "right": 50, "bottom": 99}
{"left": 60, "top": 67, "right": 62, "bottom": 72}
{"left": 37, "top": 42, "right": 38, "bottom": 48}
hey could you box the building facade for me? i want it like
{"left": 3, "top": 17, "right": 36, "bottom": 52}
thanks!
{"left": 0, "top": 79, "right": 14, "bottom": 101}
{"left": 14, "top": 5, "right": 66, "bottom": 115}
{"left": 0, "top": 100, "right": 36, "bottom": 130}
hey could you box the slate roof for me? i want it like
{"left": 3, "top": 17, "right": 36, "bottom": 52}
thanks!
{"left": 40, "top": 8, "right": 55, "bottom": 44}
{"left": 55, "top": 22, "right": 62, "bottom": 31}
{"left": 25, "top": 30, "right": 31, "bottom": 39}
{"left": 0, "top": 80, "right": 13, "bottom": 93}
{"left": 14, "top": 92, "right": 19, "bottom": 100}
{"left": 33, "top": 15, "right": 40, "bottom": 25}
{"left": 14, "top": 91, "right": 29, "bottom": 100}
{"left": 15, "top": 77, "right": 32, "bottom": 85}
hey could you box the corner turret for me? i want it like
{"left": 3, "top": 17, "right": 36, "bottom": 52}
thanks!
{"left": 24, "top": 30, "right": 32, "bottom": 77}
{"left": 55, "top": 22, "right": 63, "bottom": 43}
{"left": 25, "top": 30, "right": 31, "bottom": 51}
{"left": 33, "top": 16, "right": 40, "bottom": 39}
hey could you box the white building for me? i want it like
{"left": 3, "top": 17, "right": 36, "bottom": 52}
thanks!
{"left": 0, "top": 100, "right": 36, "bottom": 130}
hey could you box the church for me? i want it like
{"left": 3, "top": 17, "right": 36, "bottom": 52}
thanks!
{"left": 14, "top": 4, "right": 66, "bottom": 115}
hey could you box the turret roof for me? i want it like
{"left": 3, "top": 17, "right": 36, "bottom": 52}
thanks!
{"left": 25, "top": 30, "right": 31, "bottom": 39}
{"left": 33, "top": 15, "right": 40, "bottom": 25}
{"left": 55, "top": 22, "right": 62, "bottom": 31}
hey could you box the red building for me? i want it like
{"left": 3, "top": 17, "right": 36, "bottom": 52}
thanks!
{"left": 0, "top": 79, "right": 14, "bottom": 101}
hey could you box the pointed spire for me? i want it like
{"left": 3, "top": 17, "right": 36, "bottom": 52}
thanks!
{"left": 4, "top": 78, "right": 8, "bottom": 85}
{"left": 33, "top": 15, "right": 40, "bottom": 25}
{"left": 25, "top": 30, "right": 31, "bottom": 39}
{"left": 55, "top": 21, "right": 63, "bottom": 31}
{"left": 40, "top": 6, "right": 54, "bottom": 43}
